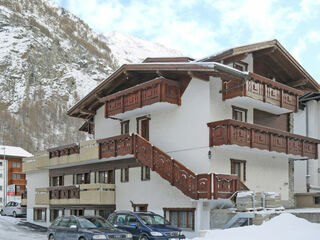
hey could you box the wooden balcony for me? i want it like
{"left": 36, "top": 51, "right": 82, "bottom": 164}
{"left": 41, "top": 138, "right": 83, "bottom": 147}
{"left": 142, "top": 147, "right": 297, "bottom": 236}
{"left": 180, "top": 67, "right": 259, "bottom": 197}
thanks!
{"left": 207, "top": 119, "right": 320, "bottom": 159}
{"left": 222, "top": 72, "right": 304, "bottom": 114}
{"left": 47, "top": 184, "right": 115, "bottom": 205}
{"left": 103, "top": 77, "right": 181, "bottom": 118}
{"left": 98, "top": 134, "right": 134, "bottom": 159}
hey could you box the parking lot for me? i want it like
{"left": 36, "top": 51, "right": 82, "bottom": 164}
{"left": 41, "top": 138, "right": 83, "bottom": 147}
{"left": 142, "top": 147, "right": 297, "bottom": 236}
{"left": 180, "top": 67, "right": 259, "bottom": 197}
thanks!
{"left": 0, "top": 215, "right": 47, "bottom": 240}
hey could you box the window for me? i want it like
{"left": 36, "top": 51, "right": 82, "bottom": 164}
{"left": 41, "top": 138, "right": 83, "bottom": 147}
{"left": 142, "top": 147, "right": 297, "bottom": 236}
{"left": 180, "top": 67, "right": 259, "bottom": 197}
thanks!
{"left": 233, "top": 61, "right": 248, "bottom": 71}
{"left": 132, "top": 203, "right": 148, "bottom": 212}
{"left": 0, "top": 197, "right": 2, "bottom": 203}
{"left": 163, "top": 208, "right": 195, "bottom": 230}
{"left": 314, "top": 196, "right": 320, "bottom": 205}
{"left": 137, "top": 116, "right": 150, "bottom": 140}
{"left": 12, "top": 174, "right": 16, "bottom": 180}
{"left": 70, "top": 209, "right": 84, "bottom": 216}
{"left": 120, "top": 168, "right": 129, "bottom": 182}
{"left": 94, "top": 208, "right": 115, "bottom": 219}
{"left": 51, "top": 176, "right": 64, "bottom": 186}
{"left": 231, "top": 159, "right": 246, "bottom": 181}
{"left": 141, "top": 166, "right": 150, "bottom": 181}
{"left": 0, "top": 162, "right": 2, "bottom": 166}
{"left": 17, "top": 162, "right": 21, "bottom": 168}
{"left": 0, "top": 173, "right": 2, "bottom": 178}
{"left": 73, "top": 173, "right": 90, "bottom": 184}
{"left": 232, "top": 106, "right": 247, "bottom": 122}
{"left": 34, "top": 208, "right": 47, "bottom": 222}
{"left": 121, "top": 120, "right": 130, "bottom": 135}
{"left": 12, "top": 162, "right": 17, "bottom": 168}
{"left": 16, "top": 185, "right": 21, "bottom": 193}
{"left": 0, "top": 186, "right": 2, "bottom": 190}
{"left": 50, "top": 209, "right": 60, "bottom": 222}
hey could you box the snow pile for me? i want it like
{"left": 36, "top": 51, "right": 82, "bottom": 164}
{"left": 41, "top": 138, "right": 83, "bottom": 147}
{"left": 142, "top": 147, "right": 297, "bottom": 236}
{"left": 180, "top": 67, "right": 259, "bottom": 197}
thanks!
{"left": 194, "top": 213, "right": 320, "bottom": 240}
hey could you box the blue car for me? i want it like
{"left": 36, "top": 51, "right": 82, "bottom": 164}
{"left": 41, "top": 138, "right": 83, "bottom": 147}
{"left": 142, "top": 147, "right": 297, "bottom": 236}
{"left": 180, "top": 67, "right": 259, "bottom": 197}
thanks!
{"left": 47, "top": 215, "right": 133, "bottom": 240}
{"left": 108, "top": 211, "right": 185, "bottom": 240}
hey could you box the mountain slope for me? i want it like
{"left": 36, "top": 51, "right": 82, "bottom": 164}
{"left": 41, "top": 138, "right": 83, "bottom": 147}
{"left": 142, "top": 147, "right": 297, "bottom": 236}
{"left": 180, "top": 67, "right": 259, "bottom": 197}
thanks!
{"left": 102, "top": 31, "right": 183, "bottom": 65}
{"left": 0, "top": 0, "right": 182, "bottom": 153}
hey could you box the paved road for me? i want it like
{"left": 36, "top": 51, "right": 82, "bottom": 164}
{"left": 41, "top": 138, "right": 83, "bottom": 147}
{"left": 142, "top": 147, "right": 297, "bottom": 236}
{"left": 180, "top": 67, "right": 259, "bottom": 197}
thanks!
{"left": 0, "top": 216, "right": 47, "bottom": 240}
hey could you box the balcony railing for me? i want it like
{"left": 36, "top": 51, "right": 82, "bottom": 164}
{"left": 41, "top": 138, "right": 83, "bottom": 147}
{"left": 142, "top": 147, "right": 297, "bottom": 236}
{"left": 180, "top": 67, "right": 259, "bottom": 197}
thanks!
{"left": 207, "top": 119, "right": 320, "bottom": 159}
{"left": 103, "top": 77, "right": 181, "bottom": 117}
{"left": 222, "top": 72, "right": 304, "bottom": 112}
{"left": 35, "top": 188, "right": 49, "bottom": 205}
{"left": 47, "top": 184, "right": 115, "bottom": 205}
{"left": 48, "top": 143, "right": 80, "bottom": 166}
{"left": 98, "top": 134, "right": 134, "bottom": 159}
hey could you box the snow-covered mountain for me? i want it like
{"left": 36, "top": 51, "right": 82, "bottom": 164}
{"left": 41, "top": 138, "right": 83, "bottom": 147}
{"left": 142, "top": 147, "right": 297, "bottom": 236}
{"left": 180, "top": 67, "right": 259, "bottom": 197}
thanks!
{"left": 102, "top": 31, "right": 182, "bottom": 65}
{"left": 0, "top": 0, "right": 181, "bottom": 153}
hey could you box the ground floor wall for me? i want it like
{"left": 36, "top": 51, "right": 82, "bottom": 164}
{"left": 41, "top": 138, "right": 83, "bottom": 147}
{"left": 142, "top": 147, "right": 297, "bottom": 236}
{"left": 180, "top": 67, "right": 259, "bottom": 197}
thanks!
{"left": 211, "top": 146, "right": 290, "bottom": 205}
{"left": 294, "top": 159, "right": 319, "bottom": 193}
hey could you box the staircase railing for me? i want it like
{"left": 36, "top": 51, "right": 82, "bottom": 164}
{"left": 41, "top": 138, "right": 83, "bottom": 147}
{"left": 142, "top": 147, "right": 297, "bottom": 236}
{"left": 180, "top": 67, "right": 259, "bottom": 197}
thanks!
{"left": 132, "top": 134, "right": 248, "bottom": 200}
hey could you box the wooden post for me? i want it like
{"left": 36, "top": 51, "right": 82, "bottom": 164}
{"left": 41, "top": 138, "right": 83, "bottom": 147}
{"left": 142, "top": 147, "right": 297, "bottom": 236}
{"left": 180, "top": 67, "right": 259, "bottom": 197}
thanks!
{"left": 171, "top": 160, "right": 174, "bottom": 186}
{"left": 280, "top": 89, "right": 284, "bottom": 108}
{"left": 114, "top": 140, "right": 117, "bottom": 157}
{"left": 213, "top": 174, "right": 218, "bottom": 199}
{"left": 151, "top": 146, "right": 155, "bottom": 171}
{"left": 263, "top": 84, "right": 267, "bottom": 102}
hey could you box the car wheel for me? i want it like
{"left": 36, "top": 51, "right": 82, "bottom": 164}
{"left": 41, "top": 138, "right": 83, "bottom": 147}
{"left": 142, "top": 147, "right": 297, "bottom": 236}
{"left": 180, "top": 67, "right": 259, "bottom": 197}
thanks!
{"left": 13, "top": 211, "right": 17, "bottom": 218}
{"left": 49, "top": 234, "right": 55, "bottom": 240}
{"left": 1, "top": 210, "right": 5, "bottom": 216}
{"left": 139, "top": 235, "right": 149, "bottom": 240}
{"left": 79, "top": 237, "right": 85, "bottom": 240}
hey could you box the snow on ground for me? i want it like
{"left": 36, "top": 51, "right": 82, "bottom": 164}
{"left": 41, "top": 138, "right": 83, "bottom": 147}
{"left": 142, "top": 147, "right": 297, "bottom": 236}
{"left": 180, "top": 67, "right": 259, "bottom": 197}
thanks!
{"left": 193, "top": 213, "right": 320, "bottom": 240}
{"left": 0, "top": 216, "right": 46, "bottom": 240}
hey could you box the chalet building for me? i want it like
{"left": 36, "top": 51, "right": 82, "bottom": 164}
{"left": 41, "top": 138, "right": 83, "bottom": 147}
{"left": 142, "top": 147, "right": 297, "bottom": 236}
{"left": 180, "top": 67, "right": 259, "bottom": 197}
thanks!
{"left": 23, "top": 39, "right": 320, "bottom": 232}
{"left": 0, "top": 145, "right": 32, "bottom": 207}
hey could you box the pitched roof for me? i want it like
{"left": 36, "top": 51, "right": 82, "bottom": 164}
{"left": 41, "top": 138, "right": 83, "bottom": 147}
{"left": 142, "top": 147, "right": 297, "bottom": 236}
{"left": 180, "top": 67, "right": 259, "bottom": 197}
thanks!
{"left": 0, "top": 145, "right": 33, "bottom": 158}
{"left": 197, "top": 39, "right": 320, "bottom": 92}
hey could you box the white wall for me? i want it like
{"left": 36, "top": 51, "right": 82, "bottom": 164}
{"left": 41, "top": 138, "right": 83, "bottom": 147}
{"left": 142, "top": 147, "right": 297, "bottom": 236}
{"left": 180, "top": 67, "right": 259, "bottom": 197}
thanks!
{"left": 293, "top": 100, "right": 320, "bottom": 192}
{"left": 211, "top": 147, "right": 289, "bottom": 201}
{"left": 26, "top": 170, "right": 50, "bottom": 227}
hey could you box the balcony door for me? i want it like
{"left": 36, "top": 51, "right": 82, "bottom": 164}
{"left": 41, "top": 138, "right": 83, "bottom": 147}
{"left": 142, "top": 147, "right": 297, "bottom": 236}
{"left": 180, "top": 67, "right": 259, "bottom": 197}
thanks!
{"left": 137, "top": 116, "right": 150, "bottom": 140}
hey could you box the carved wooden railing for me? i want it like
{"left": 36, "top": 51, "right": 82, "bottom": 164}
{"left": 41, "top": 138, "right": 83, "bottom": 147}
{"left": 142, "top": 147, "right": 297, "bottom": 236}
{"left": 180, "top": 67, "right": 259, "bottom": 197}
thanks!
{"left": 208, "top": 119, "right": 320, "bottom": 159}
{"left": 48, "top": 185, "right": 80, "bottom": 200}
{"left": 97, "top": 134, "right": 134, "bottom": 159}
{"left": 132, "top": 134, "right": 246, "bottom": 200}
{"left": 103, "top": 77, "right": 181, "bottom": 117}
{"left": 222, "top": 72, "right": 304, "bottom": 112}
{"left": 48, "top": 143, "right": 80, "bottom": 159}
{"left": 213, "top": 174, "right": 249, "bottom": 199}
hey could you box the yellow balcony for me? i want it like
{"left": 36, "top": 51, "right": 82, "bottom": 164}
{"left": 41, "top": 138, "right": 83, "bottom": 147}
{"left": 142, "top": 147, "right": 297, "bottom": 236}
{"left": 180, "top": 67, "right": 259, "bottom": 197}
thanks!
{"left": 35, "top": 188, "right": 49, "bottom": 205}
{"left": 80, "top": 184, "right": 115, "bottom": 205}
{"left": 79, "top": 140, "right": 99, "bottom": 162}
{"left": 22, "top": 157, "right": 38, "bottom": 173}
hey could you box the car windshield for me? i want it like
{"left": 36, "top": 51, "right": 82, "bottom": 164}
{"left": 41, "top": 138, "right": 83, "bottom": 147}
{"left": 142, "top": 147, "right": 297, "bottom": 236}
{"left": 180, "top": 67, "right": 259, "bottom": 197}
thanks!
{"left": 78, "top": 218, "right": 98, "bottom": 229}
{"left": 86, "top": 217, "right": 115, "bottom": 229}
{"left": 137, "top": 213, "right": 171, "bottom": 225}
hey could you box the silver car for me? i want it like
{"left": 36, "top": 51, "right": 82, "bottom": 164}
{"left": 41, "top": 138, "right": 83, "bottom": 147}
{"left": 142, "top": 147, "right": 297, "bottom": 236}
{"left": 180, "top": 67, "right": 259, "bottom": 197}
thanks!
{"left": 0, "top": 201, "right": 26, "bottom": 217}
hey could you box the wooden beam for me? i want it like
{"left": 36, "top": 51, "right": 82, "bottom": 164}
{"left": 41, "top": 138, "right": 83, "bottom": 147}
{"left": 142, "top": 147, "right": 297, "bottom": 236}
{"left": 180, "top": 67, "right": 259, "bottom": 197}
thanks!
{"left": 79, "top": 108, "right": 96, "bottom": 115}
{"left": 187, "top": 71, "right": 210, "bottom": 81}
{"left": 253, "top": 47, "right": 276, "bottom": 58}
{"left": 287, "top": 79, "right": 308, "bottom": 88}
{"left": 223, "top": 53, "right": 248, "bottom": 65}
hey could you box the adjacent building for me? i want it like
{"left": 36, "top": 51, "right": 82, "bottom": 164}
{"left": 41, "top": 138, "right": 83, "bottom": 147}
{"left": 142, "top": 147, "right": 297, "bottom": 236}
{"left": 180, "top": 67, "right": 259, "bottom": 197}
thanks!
{"left": 23, "top": 39, "right": 320, "bottom": 232}
{"left": 0, "top": 145, "right": 32, "bottom": 207}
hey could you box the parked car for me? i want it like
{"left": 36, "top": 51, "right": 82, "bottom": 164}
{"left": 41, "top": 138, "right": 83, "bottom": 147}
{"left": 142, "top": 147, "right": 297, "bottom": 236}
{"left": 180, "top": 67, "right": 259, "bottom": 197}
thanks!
{"left": 47, "top": 215, "right": 133, "bottom": 240}
{"left": 0, "top": 201, "right": 26, "bottom": 217}
{"left": 108, "top": 211, "right": 185, "bottom": 240}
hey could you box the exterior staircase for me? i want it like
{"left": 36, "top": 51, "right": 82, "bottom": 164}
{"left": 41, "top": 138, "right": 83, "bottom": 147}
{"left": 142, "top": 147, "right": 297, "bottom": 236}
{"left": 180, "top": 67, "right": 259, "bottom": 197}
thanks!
{"left": 222, "top": 212, "right": 255, "bottom": 229}
{"left": 99, "top": 133, "right": 248, "bottom": 200}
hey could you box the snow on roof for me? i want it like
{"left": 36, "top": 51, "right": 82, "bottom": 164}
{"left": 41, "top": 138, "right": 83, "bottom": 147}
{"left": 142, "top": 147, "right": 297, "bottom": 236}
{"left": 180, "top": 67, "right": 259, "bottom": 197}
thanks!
{"left": 0, "top": 145, "right": 33, "bottom": 158}
{"left": 199, "top": 213, "right": 320, "bottom": 240}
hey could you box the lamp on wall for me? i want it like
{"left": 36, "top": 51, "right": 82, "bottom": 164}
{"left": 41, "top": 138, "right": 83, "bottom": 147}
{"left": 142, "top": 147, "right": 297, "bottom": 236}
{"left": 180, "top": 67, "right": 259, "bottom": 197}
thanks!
{"left": 208, "top": 150, "right": 212, "bottom": 159}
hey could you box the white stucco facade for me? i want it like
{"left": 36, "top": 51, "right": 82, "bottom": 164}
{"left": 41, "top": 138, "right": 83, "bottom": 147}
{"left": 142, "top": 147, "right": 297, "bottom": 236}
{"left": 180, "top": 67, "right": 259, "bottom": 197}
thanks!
{"left": 293, "top": 100, "right": 320, "bottom": 193}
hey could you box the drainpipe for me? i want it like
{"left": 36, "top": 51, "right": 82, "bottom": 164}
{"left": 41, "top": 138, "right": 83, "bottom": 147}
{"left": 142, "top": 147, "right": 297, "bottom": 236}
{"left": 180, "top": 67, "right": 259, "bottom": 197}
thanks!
{"left": 305, "top": 103, "right": 311, "bottom": 192}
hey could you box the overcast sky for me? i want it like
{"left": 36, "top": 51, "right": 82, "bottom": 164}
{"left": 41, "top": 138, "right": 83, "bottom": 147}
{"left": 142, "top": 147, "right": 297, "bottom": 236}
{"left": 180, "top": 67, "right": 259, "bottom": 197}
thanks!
{"left": 52, "top": 0, "right": 320, "bottom": 81}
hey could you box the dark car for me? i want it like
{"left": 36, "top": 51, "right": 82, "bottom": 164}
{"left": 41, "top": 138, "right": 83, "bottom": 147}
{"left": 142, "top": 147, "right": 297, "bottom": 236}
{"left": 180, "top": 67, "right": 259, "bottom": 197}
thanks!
{"left": 47, "top": 215, "right": 133, "bottom": 240}
{"left": 108, "top": 211, "right": 185, "bottom": 240}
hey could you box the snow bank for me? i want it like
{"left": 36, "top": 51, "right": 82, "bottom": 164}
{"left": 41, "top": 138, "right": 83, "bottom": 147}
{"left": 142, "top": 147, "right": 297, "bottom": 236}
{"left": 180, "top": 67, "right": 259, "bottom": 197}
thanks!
{"left": 192, "top": 213, "right": 320, "bottom": 240}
